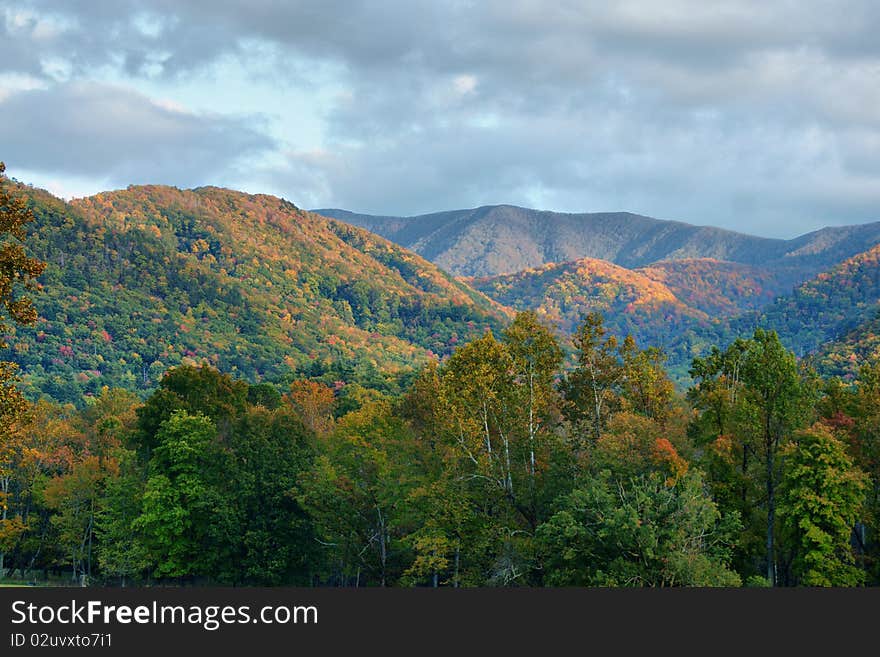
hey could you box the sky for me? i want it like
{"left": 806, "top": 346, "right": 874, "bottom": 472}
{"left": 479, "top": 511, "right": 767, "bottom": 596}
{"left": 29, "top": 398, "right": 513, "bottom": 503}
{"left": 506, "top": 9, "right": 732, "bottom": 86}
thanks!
{"left": 1, "top": 1, "right": 879, "bottom": 238}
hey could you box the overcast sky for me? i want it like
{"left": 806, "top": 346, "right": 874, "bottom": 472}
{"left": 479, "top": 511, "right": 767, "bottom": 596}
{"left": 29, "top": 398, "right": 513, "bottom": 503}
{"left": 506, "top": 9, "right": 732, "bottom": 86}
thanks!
{"left": 2, "top": 1, "right": 879, "bottom": 237}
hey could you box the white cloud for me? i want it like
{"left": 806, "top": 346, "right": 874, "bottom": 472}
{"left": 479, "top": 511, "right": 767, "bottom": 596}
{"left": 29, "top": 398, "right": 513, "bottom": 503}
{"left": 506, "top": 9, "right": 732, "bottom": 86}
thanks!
{"left": 0, "top": 80, "right": 274, "bottom": 188}
{"left": 2, "top": 0, "right": 880, "bottom": 235}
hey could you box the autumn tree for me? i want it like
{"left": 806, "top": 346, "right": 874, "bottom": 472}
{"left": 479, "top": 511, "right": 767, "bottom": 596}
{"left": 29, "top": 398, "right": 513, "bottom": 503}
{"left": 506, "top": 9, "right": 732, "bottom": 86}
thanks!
{"left": 621, "top": 342, "right": 674, "bottom": 424}
{"left": 439, "top": 331, "right": 516, "bottom": 495}
{"left": 44, "top": 455, "right": 106, "bottom": 584}
{"left": 285, "top": 379, "right": 336, "bottom": 436}
{"left": 0, "top": 162, "right": 46, "bottom": 335}
{"left": 0, "top": 162, "right": 46, "bottom": 578}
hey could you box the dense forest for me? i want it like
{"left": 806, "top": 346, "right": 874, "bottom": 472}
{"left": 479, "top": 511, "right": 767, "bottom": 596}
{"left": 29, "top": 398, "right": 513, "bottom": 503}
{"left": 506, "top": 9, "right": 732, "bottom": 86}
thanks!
{"left": 1, "top": 314, "right": 877, "bottom": 587}
{"left": 0, "top": 167, "right": 878, "bottom": 587}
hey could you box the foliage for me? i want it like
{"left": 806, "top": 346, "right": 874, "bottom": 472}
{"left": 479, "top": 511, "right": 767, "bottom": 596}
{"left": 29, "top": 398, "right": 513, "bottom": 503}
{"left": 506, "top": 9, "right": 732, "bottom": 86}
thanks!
{"left": 537, "top": 470, "right": 741, "bottom": 587}
{"left": 780, "top": 423, "right": 867, "bottom": 586}
{"left": 7, "top": 184, "right": 507, "bottom": 405}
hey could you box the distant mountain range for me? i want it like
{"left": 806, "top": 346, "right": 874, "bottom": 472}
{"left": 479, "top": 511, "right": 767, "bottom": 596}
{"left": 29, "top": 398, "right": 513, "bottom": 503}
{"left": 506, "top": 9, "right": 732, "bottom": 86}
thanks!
{"left": 313, "top": 204, "right": 880, "bottom": 279}
{"left": 5, "top": 185, "right": 878, "bottom": 404}
{"left": 319, "top": 203, "right": 880, "bottom": 381}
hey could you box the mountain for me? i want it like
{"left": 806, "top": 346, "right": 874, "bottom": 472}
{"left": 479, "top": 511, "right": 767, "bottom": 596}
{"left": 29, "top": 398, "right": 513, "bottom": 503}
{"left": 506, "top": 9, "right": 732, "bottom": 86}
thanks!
{"left": 467, "top": 258, "right": 707, "bottom": 346}
{"left": 314, "top": 205, "right": 880, "bottom": 279}
{"left": 722, "top": 243, "right": 880, "bottom": 371}
{"left": 8, "top": 184, "right": 509, "bottom": 404}
{"left": 471, "top": 256, "right": 796, "bottom": 327}
{"left": 469, "top": 243, "right": 880, "bottom": 381}
{"left": 636, "top": 259, "right": 801, "bottom": 316}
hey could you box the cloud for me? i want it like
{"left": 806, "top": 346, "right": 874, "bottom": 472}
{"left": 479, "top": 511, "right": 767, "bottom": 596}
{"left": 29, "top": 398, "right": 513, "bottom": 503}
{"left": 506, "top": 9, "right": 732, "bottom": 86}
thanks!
{"left": 3, "top": 1, "right": 880, "bottom": 235}
{"left": 0, "top": 80, "right": 274, "bottom": 189}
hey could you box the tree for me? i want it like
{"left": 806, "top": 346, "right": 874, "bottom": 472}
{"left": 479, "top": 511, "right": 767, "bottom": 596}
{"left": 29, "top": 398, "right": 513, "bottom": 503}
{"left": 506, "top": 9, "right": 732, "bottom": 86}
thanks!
{"left": 848, "top": 362, "right": 880, "bottom": 582}
{"left": 222, "top": 405, "right": 317, "bottom": 585}
{"left": 739, "top": 329, "right": 813, "bottom": 585}
{"left": 300, "top": 399, "right": 417, "bottom": 586}
{"left": 502, "top": 311, "right": 564, "bottom": 524}
{"left": 135, "top": 365, "right": 248, "bottom": 454}
{"left": 780, "top": 423, "right": 867, "bottom": 586}
{"left": 0, "top": 162, "right": 46, "bottom": 578}
{"left": 537, "top": 470, "right": 741, "bottom": 586}
{"left": 96, "top": 448, "right": 147, "bottom": 586}
{"left": 44, "top": 456, "right": 105, "bottom": 584}
{"left": 440, "top": 331, "right": 516, "bottom": 495}
{"left": 689, "top": 329, "right": 813, "bottom": 584}
{"left": 285, "top": 379, "right": 335, "bottom": 436}
{"left": 561, "top": 312, "right": 627, "bottom": 446}
{"left": 0, "top": 162, "right": 46, "bottom": 338}
{"left": 134, "top": 410, "right": 219, "bottom": 580}
{"left": 621, "top": 342, "right": 674, "bottom": 424}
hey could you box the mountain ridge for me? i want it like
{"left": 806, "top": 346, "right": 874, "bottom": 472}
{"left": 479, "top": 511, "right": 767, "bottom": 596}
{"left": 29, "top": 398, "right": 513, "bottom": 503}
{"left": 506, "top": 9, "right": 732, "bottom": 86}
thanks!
{"left": 314, "top": 204, "right": 880, "bottom": 279}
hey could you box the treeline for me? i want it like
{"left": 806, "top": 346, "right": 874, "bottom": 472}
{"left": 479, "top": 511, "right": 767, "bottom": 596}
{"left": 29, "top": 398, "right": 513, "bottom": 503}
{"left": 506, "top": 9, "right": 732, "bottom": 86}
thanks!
{"left": 1, "top": 311, "right": 877, "bottom": 587}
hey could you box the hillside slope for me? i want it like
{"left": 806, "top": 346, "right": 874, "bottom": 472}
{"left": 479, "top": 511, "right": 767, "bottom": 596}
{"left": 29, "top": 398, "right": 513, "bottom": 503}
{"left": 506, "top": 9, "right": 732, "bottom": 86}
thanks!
{"left": 814, "top": 311, "right": 880, "bottom": 380}
{"left": 9, "top": 185, "right": 509, "bottom": 403}
{"left": 468, "top": 258, "right": 711, "bottom": 356}
{"left": 725, "top": 244, "right": 880, "bottom": 364}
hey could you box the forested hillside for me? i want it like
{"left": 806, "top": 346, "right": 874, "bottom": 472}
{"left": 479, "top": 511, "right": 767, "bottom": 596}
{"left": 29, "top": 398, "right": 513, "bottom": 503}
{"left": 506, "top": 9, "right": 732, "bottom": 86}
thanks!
{"left": 468, "top": 258, "right": 708, "bottom": 351}
{"left": 716, "top": 244, "right": 880, "bottom": 377}
{"left": 468, "top": 243, "right": 880, "bottom": 382}
{"left": 7, "top": 184, "right": 508, "bottom": 404}
{"left": 637, "top": 259, "right": 802, "bottom": 316}
{"left": 816, "top": 312, "right": 880, "bottom": 378}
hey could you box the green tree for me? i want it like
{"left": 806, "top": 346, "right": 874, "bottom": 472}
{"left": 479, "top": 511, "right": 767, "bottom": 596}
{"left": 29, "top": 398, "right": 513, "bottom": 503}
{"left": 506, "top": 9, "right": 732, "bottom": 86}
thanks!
{"left": 850, "top": 362, "right": 880, "bottom": 582}
{"left": 502, "top": 311, "right": 564, "bottom": 525}
{"left": 690, "top": 329, "right": 813, "bottom": 585}
{"left": 301, "top": 399, "right": 417, "bottom": 586}
{"left": 537, "top": 470, "right": 741, "bottom": 586}
{"left": 96, "top": 448, "right": 147, "bottom": 585}
{"left": 134, "top": 410, "right": 219, "bottom": 579}
{"left": 135, "top": 365, "right": 248, "bottom": 454}
{"left": 621, "top": 342, "right": 674, "bottom": 424}
{"left": 222, "top": 405, "right": 317, "bottom": 585}
{"left": 780, "top": 423, "right": 867, "bottom": 586}
{"left": 561, "top": 312, "right": 627, "bottom": 446}
{"left": 738, "top": 329, "right": 814, "bottom": 585}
